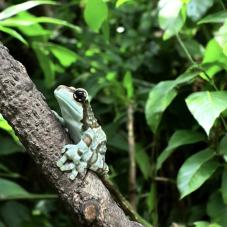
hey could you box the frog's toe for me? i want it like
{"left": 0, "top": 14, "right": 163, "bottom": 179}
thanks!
{"left": 69, "top": 168, "right": 78, "bottom": 180}
{"left": 77, "top": 161, "right": 87, "bottom": 173}
{"left": 56, "top": 155, "right": 67, "bottom": 167}
{"left": 60, "top": 163, "right": 75, "bottom": 171}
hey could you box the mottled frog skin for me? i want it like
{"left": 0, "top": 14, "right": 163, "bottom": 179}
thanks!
{"left": 54, "top": 85, "right": 108, "bottom": 180}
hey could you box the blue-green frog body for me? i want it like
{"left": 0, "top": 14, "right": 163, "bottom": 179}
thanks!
{"left": 54, "top": 85, "right": 109, "bottom": 180}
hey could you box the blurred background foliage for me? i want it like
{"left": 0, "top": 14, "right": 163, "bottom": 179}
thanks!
{"left": 1, "top": 0, "right": 227, "bottom": 226}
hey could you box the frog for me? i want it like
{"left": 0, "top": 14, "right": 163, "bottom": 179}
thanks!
{"left": 54, "top": 85, "right": 109, "bottom": 180}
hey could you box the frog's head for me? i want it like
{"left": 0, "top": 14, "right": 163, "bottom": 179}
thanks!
{"left": 54, "top": 85, "right": 88, "bottom": 135}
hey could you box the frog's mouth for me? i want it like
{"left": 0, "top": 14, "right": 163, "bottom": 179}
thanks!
{"left": 56, "top": 95, "right": 82, "bottom": 115}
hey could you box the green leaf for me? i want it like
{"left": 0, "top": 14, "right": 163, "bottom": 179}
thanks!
{"left": 215, "top": 19, "right": 227, "bottom": 57}
{"left": 145, "top": 81, "right": 177, "bottom": 133}
{"left": 0, "top": 178, "right": 29, "bottom": 199}
{"left": 146, "top": 184, "right": 158, "bottom": 224}
{"left": 14, "top": 12, "right": 51, "bottom": 37}
{"left": 194, "top": 221, "right": 221, "bottom": 227}
{"left": 84, "top": 0, "right": 108, "bottom": 32}
{"left": 207, "top": 191, "right": 227, "bottom": 227}
{"left": 219, "top": 134, "right": 227, "bottom": 162}
{"left": 0, "top": 135, "right": 23, "bottom": 155}
{"left": 116, "top": 0, "right": 134, "bottom": 7}
{"left": 157, "top": 130, "right": 205, "bottom": 170}
{"left": 193, "top": 222, "right": 210, "bottom": 227}
{"left": 0, "top": 0, "right": 56, "bottom": 21}
{"left": 123, "top": 71, "right": 134, "bottom": 99}
{"left": 199, "top": 11, "right": 227, "bottom": 24}
{"left": 187, "top": 0, "right": 214, "bottom": 21}
{"left": 135, "top": 144, "right": 152, "bottom": 180}
{"left": 0, "top": 201, "right": 30, "bottom": 227}
{"left": 186, "top": 91, "right": 227, "bottom": 135}
{"left": 32, "top": 42, "right": 55, "bottom": 87}
{"left": 0, "top": 17, "right": 81, "bottom": 33}
{"left": 202, "top": 39, "right": 227, "bottom": 78}
{"left": 0, "top": 25, "right": 27, "bottom": 45}
{"left": 221, "top": 168, "right": 227, "bottom": 204}
{"left": 48, "top": 43, "right": 78, "bottom": 67}
{"left": 145, "top": 68, "right": 200, "bottom": 133}
{"left": 0, "top": 114, "right": 19, "bottom": 143}
{"left": 158, "top": 0, "right": 186, "bottom": 40}
{"left": 177, "top": 148, "right": 218, "bottom": 199}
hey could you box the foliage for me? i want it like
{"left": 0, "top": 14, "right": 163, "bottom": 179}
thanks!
{"left": 1, "top": 0, "right": 227, "bottom": 226}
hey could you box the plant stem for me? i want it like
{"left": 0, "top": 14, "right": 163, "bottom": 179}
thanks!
{"left": 127, "top": 102, "right": 137, "bottom": 209}
{"left": 176, "top": 33, "right": 196, "bottom": 65}
{"left": 154, "top": 176, "right": 176, "bottom": 184}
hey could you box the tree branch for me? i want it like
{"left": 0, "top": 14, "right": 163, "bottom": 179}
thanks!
{"left": 0, "top": 43, "right": 143, "bottom": 227}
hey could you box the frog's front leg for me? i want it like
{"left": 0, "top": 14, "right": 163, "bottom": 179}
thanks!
{"left": 56, "top": 128, "right": 95, "bottom": 180}
{"left": 56, "top": 141, "right": 88, "bottom": 168}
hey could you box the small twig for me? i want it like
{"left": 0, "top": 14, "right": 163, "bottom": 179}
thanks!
{"left": 176, "top": 33, "right": 196, "bottom": 65}
{"left": 154, "top": 176, "right": 176, "bottom": 184}
{"left": 127, "top": 102, "right": 137, "bottom": 209}
{"left": 0, "top": 173, "right": 21, "bottom": 179}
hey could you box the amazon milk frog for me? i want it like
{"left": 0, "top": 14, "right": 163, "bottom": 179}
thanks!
{"left": 54, "top": 85, "right": 109, "bottom": 180}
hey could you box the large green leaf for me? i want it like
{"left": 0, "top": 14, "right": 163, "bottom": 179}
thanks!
{"left": 0, "top": 178, "right": 29, "bottom": 199}
{"left": 186, "top": 91, "right": 227, "bottom": 135}
{"left": 0, "top": 0, "right": 56, "bottom": 21}
{"left": 48, "top": 43, "right": 78, "bottom": 67}
{"left": 0, "top": 136, "right": 23, "bottom": 155}
{"left": 202, "top": 39, "right": 227, "bottom": 78}
{"left": 116, "top": 0, "right": 134, "bottom": 7}
{"left": 199, "top": 11, "right": 227, "bottom": 24}
{"left": 32, "top": 42, "right": 55, "bottom": 87}
{"left": 15, "top": 12, "right": 51, "bottom": 37}
{"left": 0, "top": 25, "right": 27, "bottom": 45}
{"left": 145, "top": 68, "right": 200, "bottom": 133}
{"left": 177, "top": 148, "right": 218, "bottom": 199}
{"left": 194, "top": 221, "right": 221, "bottom": 227}
{"left": 0, "top": 17, "right": 81, "bottom": 33}
{"left": 135, "top": 144, "right": 152, "bottom": 180}
{"left": 158, "top": 0, "right": 186, "bottom": 40}
{"left": 84, "top": 0, "right": 108, "bottom": 32}
{"left": 219, "top": 134, "right": 227, "bottom": 162}
{"left": 207, "top": 191, "right": 227, "bottom": 226}
{"left": 0, "top": 201, "right": 30, "bottom": 227}
{"left": 156, "top": 130, "right": 205, "bottom": 170}
{"left": 187, "top": 0, "right": 214, "bottom": 21}
{"left": 215, "top": 20, "right": 227, "bottom": 57}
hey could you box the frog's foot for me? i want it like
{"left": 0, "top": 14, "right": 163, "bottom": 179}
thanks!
{"left": 56, "top": 142, "right": 91, "bottom": 180}
{"left": 69, "top": 168, "right": 78, "bottom": 180}
{"left": 56, "top": 155, "right": 67, "bottom": 168}
{"left": 59, "top": 162, "right": 75, "bottom": 171}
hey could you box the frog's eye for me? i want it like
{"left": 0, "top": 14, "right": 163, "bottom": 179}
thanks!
{"left": 73, "top": 88, "right": 88, "bottom": 102}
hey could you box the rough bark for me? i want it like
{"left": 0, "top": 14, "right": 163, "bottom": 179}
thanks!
{"left": 0, "top": 43, "right": 143, "bottom": 227}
